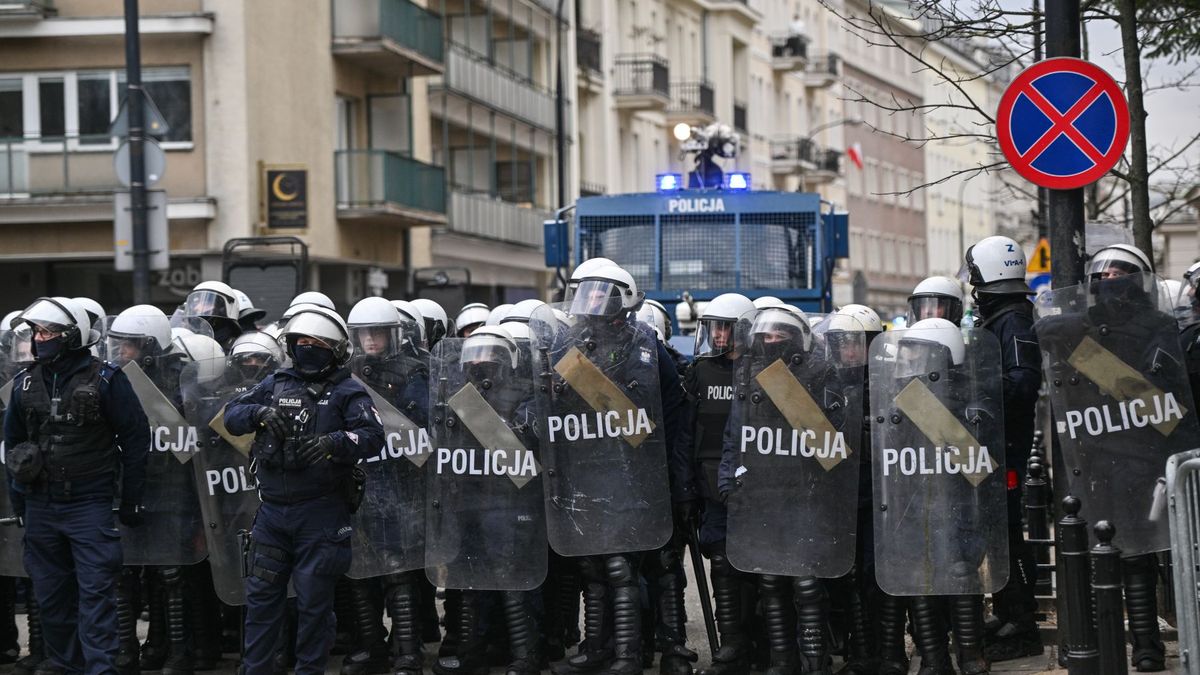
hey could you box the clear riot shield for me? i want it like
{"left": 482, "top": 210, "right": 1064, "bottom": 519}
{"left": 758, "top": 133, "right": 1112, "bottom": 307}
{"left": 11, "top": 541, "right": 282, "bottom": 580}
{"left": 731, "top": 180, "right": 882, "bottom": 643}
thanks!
{"left": 869, "top": 326, "right": 1009, "bottom": 596}
{"left": 346, "top": 352, "right": 432, "bottom": 579}
{"left": 0, "top": 336, "right": 32, "bottom": 577}
{"left": 529, "top": 305, "right": 672, "bottom": 557}
{"left": 425, "top": 337, "right": 547, "bottom": 590}
{"left": 118, "top": 357, "right": 207, "bottom": 566}
{"left": 182, "top": 357, "right": 264, "bottom": 605}
{"left": 726, "top": 310, "right": 863, "bottom": 577}
{"left": 1035, "top": 272, "right": 1200, "bottom": 555}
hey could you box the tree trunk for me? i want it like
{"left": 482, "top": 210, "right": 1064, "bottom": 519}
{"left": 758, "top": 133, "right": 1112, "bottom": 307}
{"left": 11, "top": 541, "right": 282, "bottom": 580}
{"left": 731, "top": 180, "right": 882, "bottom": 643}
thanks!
{"left": 1118, "top": 0, "right": 1155, "bottom": 268}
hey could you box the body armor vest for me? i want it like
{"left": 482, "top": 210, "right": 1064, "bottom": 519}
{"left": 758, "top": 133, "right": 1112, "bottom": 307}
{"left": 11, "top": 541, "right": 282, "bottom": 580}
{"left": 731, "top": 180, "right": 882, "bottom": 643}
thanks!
{"left": 691, "top": 357, "right": 735, "bottom": 462}
{"left": 22, "top": 360, "right": 115, "bottom": 483}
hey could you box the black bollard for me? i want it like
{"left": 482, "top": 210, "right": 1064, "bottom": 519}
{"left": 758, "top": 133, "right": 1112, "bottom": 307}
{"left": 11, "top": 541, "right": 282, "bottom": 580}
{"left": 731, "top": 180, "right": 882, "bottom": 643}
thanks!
{"left": 1059, "top": 496, "right": 1099, "bottom": 673}
{"left": 1091, "top": 521, "right": 1127, "bottom": 675}
{"left": 1026, "top": 457, "right": 1055, "bottom": 598}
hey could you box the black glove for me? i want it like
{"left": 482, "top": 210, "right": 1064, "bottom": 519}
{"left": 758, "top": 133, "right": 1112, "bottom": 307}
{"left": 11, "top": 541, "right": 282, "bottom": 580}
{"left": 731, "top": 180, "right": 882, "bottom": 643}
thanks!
{"left": 673, "top": 499, "right": 701, "bottom": 530}
{"left": 254, "top": 406, "right": 290, "bottom": 439}
{"left": 295, "top": 435, "right": 335, "bottom": 468}
{"left": 119, "top": 503, "right": 144, "bottom": 528}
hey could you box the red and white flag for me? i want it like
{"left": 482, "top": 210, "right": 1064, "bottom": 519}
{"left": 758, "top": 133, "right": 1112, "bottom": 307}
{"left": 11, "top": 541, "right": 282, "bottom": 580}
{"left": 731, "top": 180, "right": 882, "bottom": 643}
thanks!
{"left": 846, "top": 143, "right": 864, "bottom": 170}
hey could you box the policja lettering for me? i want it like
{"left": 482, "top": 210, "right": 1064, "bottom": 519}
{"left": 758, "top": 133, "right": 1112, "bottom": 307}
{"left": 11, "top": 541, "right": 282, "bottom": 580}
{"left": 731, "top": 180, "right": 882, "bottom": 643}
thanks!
{"left": 881, "top": 445, "right": 996, "bottom": 477}
{"left": 151, "top": 424, "right": 199, "bottom": 454}
{"left": 739, "top": 425, "right": 848, "bottom": 459}
{"left": 204, "top": 465, "right": 257, "bottom": 495}
{"left": 546, "top": 407, "right": 653, "bottom": 442}
{"left": 1060, "top": 392, "right": 1184, "bottom": 439}
{"left": 366, "top": 427, "right": 432, "bottom": 462}
{"left": 434, "top": 446, "right": 538, "bottom": 478}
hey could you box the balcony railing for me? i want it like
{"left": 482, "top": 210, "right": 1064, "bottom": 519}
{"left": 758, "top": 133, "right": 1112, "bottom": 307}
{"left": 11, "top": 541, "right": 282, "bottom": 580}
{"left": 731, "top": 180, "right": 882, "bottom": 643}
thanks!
{"left": 580, "top": 181, "right": 606, "bottom": 197}
{"left": 667, "top": 81, "right": 715, "bottom": 120}
{"left": 448, "top": 189, "right": 550, "bottom": 248}
{"left": 769, "top": 138, "right": 841, "bottom": 176}
{"left": 577, "top": 28, "right": 602, "bottom": 76}
{"left": 805, "top": 53, "right": 840, "bottom": 88}
{"left": 771, "top": 34, "right": 809, "bottom": 61}
{"left": 613, "top": 54, "right": 669, "bottom": 100}
{"left": 332, "top": 0, "right": 444, "bottom": 75}
{"left": 435, "top": 44, "right": 556, "bottom": 130}
{"left": 0, "top": 0, "right": 55, "bottom": 18}
{"left": 815, "top": 149, "right": 841, "bottom": 173}
{"left": 335, "top": 149, "right": 446, "bottom": 220}
{"left": 733, "top": 101, "right": 748, "bottom": 133}
{"left": 1, "top": 134, "right": 123, "bottom": 197}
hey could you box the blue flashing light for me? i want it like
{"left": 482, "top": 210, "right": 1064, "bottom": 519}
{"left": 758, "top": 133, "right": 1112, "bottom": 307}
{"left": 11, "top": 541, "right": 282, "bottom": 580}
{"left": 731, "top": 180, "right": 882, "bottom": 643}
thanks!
{"left": 656, "top": 173, "right": 683, "bottom": 192}
{"left": 725, "top": 172, "right": 751, "bottom": 191}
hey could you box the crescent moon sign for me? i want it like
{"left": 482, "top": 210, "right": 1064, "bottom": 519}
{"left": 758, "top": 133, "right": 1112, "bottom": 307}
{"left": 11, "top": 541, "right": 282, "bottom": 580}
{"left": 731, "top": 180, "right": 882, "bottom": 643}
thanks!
{"left": 272, "top": 173, "right": 299, "bottom": 202}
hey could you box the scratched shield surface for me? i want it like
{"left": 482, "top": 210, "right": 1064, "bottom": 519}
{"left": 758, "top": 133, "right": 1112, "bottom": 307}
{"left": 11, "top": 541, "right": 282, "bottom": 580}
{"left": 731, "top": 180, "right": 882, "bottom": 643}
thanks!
{"left": 1035, "top": 272, "right": 1200, "bottom": 555}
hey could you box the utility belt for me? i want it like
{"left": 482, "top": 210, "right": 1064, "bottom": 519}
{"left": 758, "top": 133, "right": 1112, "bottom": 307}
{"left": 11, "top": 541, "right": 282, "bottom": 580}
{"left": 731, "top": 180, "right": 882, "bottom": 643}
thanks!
{"left": 255, "top": 464, "right": 366, "bottom": 514}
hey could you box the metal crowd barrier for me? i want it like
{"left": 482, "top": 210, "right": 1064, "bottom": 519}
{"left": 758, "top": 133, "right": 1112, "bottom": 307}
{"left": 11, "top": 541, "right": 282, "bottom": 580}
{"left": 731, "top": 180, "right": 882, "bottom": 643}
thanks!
{"left": 1167, "top": 449, "right": 1200, "bottom": 674}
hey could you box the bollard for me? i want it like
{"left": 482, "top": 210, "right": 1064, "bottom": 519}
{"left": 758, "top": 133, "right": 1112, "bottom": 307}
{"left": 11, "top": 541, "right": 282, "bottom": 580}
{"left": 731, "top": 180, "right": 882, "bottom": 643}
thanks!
{"left": 1091, "top": 521, "right": 1127, "bottom": 675}
{"left": 1059, "top": 495, "right": 1099, "bottom": 673}
{"left": 1026, "top": 457, "right": 1055, "bottom": 599}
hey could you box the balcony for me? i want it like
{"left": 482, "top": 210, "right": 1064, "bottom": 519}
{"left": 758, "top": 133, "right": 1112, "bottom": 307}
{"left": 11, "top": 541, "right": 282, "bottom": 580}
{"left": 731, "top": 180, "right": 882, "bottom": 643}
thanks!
{"left": 769, "top": 138, "right": 841, "bottom": 184}
{"left": 613, "top": 54, "right": 669, "bottom": 110}
{"left": 335, "top": 150, "right": 447, "bottom": 226}
{"left": 733, "top": 101, "right": 748, "bottom": 133}
{"left": 770, "top": 33, "right": 809, "bottom": 71}
{"left": 580, "top": 181, "right": 606, "bottom": 197}
{"left": 332, "top": 0, "right": 444, "bottom": 77}
{"left": 805, "top": 53, "right": 840, "bottom": 89}
{"left": 447, "top": 190, "right": 550, "bottom": 248}
{"left": 0, "top": 0, "right": 54, "bottom": 19}
{"left": 576, "top": 28, "right": 603, "bottom": 95}
{"left": 666, "top": 81, "right": 716, "bottom": 125}
{"left": 432, "top": 44, "right": 556, "bottom": 131}
{"left": 1, "top": 135, "right": 120, "bottom": 198}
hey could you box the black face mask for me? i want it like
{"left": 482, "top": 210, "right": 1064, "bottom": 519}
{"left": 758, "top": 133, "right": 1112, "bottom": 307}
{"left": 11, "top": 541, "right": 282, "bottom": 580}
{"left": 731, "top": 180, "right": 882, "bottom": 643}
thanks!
{"left": 466, "top": 362, "right": 502, "bottom": 388}
{"left": 32, "top": 336, "right": 66, "bottom": 364}
{"left": 1091, "top": 274, "right": 1149, "bottom": 309}
{"left": 292, "top": 344, "right": 335, "bottom": 379}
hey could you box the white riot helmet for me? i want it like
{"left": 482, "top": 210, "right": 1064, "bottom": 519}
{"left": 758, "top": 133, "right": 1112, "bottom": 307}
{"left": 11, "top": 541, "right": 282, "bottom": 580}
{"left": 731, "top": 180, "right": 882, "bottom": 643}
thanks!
{"left": 411, "top": 299, "right": 451, "bottom": 346}
{"left": 234, "top": 289, "right": 268, "bottom": 327}
{"left": 639, "top": 299, "right": 672, "bottom": 339}
{"left": 455, "top": 303, "right": 490, "bottom": 337}
{"left": 290, "top": 291, "right": 336, "bottom": 311}
{"left": 72, "top": 297, "right": 106, "bottom": 328}
{"left": 907, "top": 276, "right": 964, "bottom": 325}
{"left": 228, "top": 331, "right": 283, "bottom": 382}
{"left": 1087, "top": 244, "right": 1152, "bottom": 279}
{"left": 107, "top": 305, "right": 173, "bottom": 367}
{"left": 824, "top": 313, "right": 867, "bottom": 365}
{"left": 485, "top": 304, "right": 514, "bottom": 327}
{"left": 962, "top": 236, "right": 1032, "bottom": 295}
{"left": 461, "top": 325, "right": 519, "bottom": 385}
{"left": 390, "top": 300, "right": 426, "bottom": 348}
{"left": 1183, "top": 262, "right": 1200, "bottom": 317}
{"left": 696, "top": 293, "right": 755, "bottom": 358}
{"left": 569, "top": 257, "right": 616, "bottom": 288}
{"left": 896, "top": 318, "right": 965, "bottom": 378}
{"left": 185, "top": 281, "right": 242, "bottom": 321}
{"left": 503, "top": 321, "right": 532, "bottom": 341}
{"left": 1, "top": 311, "right": 20, "bottom": 332}
{"left": 348, "top": 297, "right": 407, "bottom": 360}
{"left": 752, "top": 296, "right": 785, "bottom": 309}
{"left": 281, "top": 305, "right": 352, "bottom": 379}
{"left": 836, "top": 304, "right": 883, "bottom": 334}
{"left": 570, "top": 265, "right": 643, "bottom": 318}
{"left": 173, "top": 332, "right": 226, "bottom": 386}
{"left": 20, "top": 297, "right": 98, "bottom": 357}
{"left": 747, "top": 305, "right": 813, "bottom": 362}
{"left": 637, "top": 303, "right": 669, "bottom": 342}
{"left": 502, "top": 299, "right": 547, "bottom": 325}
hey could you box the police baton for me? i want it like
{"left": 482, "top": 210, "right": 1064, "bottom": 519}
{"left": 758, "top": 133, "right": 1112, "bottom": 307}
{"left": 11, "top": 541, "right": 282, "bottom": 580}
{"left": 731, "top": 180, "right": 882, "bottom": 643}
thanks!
{"left": 685, "top": 524, "right": 719, "bottom": 658}
{"left": 0, "top": 516, "right": 19, "bottom": 526}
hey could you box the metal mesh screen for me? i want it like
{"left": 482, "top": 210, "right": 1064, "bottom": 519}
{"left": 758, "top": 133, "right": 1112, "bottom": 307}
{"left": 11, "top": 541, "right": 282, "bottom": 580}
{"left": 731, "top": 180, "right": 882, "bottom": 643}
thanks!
{"left": 577, "top": 215, "right": 656, "bottom": 291}
{"left": 660, "top": 214, "right": 737, "bottom": 290}
{"left": 227, "top": 265, "right": 300, "bottom": 325}
{"left": 739, "top": 211, "right": 817, "bottom": 290}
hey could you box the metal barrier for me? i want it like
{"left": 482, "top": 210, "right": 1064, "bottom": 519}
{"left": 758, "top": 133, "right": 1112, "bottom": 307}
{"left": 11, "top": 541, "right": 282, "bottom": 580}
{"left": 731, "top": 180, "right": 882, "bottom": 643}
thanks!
{"left": 1167, "top": 448, "right": 1200, "bottom": 674}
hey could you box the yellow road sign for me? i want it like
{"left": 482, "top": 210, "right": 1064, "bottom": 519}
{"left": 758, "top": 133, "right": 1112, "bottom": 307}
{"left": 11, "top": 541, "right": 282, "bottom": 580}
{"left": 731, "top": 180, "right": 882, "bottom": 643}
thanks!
{"left": 1028, "top": 237, "right": 1051, "bottom": 274}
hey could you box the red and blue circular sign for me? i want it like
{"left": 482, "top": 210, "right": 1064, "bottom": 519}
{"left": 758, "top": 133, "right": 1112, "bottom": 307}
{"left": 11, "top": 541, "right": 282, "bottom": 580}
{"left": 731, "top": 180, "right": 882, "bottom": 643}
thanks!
{"left": 997, "top": 57, "right": 1129, "bottom": 190}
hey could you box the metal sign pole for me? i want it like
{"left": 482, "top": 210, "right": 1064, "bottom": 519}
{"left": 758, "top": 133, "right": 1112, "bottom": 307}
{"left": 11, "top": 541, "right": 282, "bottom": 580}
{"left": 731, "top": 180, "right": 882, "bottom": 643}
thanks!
{"left": 123, "top": 0, "right": 150, "bottom": 304}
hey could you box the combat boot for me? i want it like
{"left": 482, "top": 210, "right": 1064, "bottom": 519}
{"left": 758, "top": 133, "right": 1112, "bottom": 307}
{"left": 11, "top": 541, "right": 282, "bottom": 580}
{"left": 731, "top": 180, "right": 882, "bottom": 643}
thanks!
{"left": 596, "top": 576, "right": 643, "bottom": 675}
{"left": 875, "top": 594, "right": 909, "bottom": 675}
{"left": 14, "top": 598, "right": 44, "bottom": 675}
{"left": 982, "top": 616, "right": 1042, "bottom": 663}
{"left": 1124, "top": 555, "right": 1166, "bottom": 673}
{"left": 911, "top": 597, "right": 954, "bottom": 675}
{"left": 341, "top": 580, "right": 390, "bottom": 675}
{"left": 387, "top": 577, "right": 425, "bottom": 675}
{"left": 552, "top": 569, "right": 614, "bottom": 675}
{"left": 793, "top": 577, "right": 832, "bottom": 675}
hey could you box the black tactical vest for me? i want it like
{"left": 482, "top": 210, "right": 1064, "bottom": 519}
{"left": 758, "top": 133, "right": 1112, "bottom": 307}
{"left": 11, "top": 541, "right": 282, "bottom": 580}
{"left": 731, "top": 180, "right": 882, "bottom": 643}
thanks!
{"left": 21, "top": 360, "right": 116, "bottom": 483}
{"left": 690, "top": 357, "right": 735, "bottom": 461}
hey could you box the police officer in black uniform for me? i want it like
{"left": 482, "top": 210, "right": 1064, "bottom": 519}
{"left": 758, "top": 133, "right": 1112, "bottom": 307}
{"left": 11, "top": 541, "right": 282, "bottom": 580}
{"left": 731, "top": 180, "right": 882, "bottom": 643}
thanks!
{"left": 225, "top": 304, "right": 385, "bottom": 675}
{"left": 962, "top": 236, "right": 1043, "bottom": 662}
{"left": 4, "top": 297, "right": 151, "bottom": 674}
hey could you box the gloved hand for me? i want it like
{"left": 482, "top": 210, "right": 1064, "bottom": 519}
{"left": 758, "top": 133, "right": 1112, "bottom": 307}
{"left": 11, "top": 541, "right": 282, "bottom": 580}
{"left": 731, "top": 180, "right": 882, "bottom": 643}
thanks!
{"left": 295, "top": 435, "right": 336, "bottom": 468}
{"left": 254, "top": 406, "right": 290, "bottom": 439}
{"left": 673, "top": 499, "right": 701, "bottom": 530}
{"left": 119, "top": 503, "right": 144, "bottom": 528}
{"left": 718, "top": 490, "right": 730, "bottom": 505}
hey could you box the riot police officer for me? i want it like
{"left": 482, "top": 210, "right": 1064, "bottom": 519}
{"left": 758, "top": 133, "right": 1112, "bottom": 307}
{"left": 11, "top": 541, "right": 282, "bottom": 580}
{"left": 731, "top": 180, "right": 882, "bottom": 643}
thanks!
{"left": 225, "top": 305, "right": 385, "bottom": 675}
{"left": 637, "top": 300, "right": 688, "bottom": 375}
{"left": 412, "top": 298, "right": 452, "bottom": 349}
{"left": 184, "top": 281, "right": 246, "bottom": 351}
{"left": 677, "top": 293, "right": 754, "bottom": 675}
{"left": 907, "top": 276, "right": 964, "bottom": 325}
{"left": 962, "top": 236, "right": 1044, "bottom": 663}
{"left": 454, "top": 303, "right": 490, "bottom": 338}
{"left": 4, "top": 297, "right": 151, "bottom": 674}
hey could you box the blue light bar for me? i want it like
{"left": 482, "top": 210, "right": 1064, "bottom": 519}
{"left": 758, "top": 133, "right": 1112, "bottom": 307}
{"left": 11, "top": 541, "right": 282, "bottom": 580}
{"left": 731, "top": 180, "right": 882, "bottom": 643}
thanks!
{"left": 725, "top": 172, "right": 751, "bottom": 191}
{"left": 656, "top": 173, "right": 683, "bottom": 192}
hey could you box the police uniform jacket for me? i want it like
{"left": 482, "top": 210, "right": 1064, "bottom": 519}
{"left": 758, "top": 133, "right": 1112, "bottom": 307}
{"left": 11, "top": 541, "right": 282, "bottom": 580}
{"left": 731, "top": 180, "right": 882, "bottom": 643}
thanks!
{"left": 224, "top": 366, "right": 386, "bottom": 505}
{"left": 979, "top": 298, "right": 1041, "bottom": 475}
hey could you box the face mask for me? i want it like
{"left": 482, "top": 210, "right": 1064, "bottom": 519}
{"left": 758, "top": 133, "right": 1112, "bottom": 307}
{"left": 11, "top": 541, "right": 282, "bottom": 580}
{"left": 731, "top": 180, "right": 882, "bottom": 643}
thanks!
{"left": 292, "top": 344, "right": 335, "bottom": 378}
{"left": 32, "top": 336, "right": 65, "bottom": 364}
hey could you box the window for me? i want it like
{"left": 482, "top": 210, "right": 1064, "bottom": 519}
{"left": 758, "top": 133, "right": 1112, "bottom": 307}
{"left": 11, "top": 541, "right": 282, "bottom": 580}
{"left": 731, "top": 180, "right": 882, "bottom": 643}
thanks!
{"left": 38, "top": 77, "right": 64, "bottom": 138}
{"left": 120, "top": 67, "right": 191, "bottom": 143}
{"left": 77, "top": 72, "right": 112, "bottom": 144}
{"left": 0, "top": 78, "right": 20, "bottom": 138}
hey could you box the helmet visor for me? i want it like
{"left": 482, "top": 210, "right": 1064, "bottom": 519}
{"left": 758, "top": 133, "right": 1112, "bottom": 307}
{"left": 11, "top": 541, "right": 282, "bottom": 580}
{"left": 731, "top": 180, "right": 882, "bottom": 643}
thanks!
{"left": 185, "top": 290, "right": 235, "bottom": 320}
{"left": 695, "top": 318, "right": 736, "bottom": 358}
{"left": 569, "top": 280, "right": 625, "bottom": 317}
{"left": 1087, "top": 251, "right": 1145, "bottom": 279}
{"left": 21, "top": 298, "right": 74, "bottom": 333}
{"left": 461, "top": 334, "right": 518, "bottom": 370}
{"left": 105, "top": 336, "right": 152, "bottom": 366}
{"left": 895, "top": 340, "right": 952, "bottom": 380}
{"left": 350, "top": 325, "right": 401, "bottom": 359}
{"left": 10, "top": 325, "right": 33, "bottom": 364}
{"left": 907, "top": 296, "right": 963, "bottom": 325}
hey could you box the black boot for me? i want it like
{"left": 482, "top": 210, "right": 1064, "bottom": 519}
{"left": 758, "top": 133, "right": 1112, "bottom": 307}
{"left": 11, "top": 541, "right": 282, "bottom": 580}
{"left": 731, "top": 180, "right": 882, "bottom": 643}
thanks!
{"left": 653, "top": 548, "right": 697, "bottom": 675}
{"left": 696, "top": 552, "right": 748, "bottom": 675}
{"left": 949, "top": 596, "right": 988, "bottom": 675}
{"left": 142, "top": 572, "right": 168, "bottom": 671}
{"left": 333, "top": 576, "right": 356, "bottom": 656}
{"left": 794, "top": 576, "right": 831, "bottom": 675}
{"left": 160, "top": 567, "right": 194, "bottom": 675}
{"left": 984, "top": 533, "right": 1042, "bottom": 663}
{"left": 186, "top": 566, "right": 221, "bottom": 670}
{"left": 837, "top": 568, "right": 878, "bottom": 675}
{"left": 14, "top": 596, "right": 43, "bottom": 675}
{"left": 875, "top": 595, "right": 909, "bottom": 675}
{"left": 544, "top": 558, "right": 581, "bottom": 662}
{"left": 911, "top": 597, "right": 953, "bottom": 675}
{"left": 553, "top": 557, "right": 613, "bottom": 675}
{"left": 0, "top": 577, "right": 19, "bottom": 664}
{"left": 387, "top": 575, "right": 425, "bottom": 675}
{"left": 114, "top": 569, "right": 140, "bottom": 674}
{"left": 439, "top": 589, "right": 462, "bottom": 659}
{"left": 1124, "top": 555, "right": 1165, "bottom": 673}
{"left": 433, "top": 591, "right": 486, "bottom": 675}
{"left": 759, "top": 575, "right": 798, "bottom": 675}
{"left": 503, "top": 591, "right": 542, "bottom": 675}
{"left": 342, "top": 579, "right": 390, "bottom": 675}
{"left": 599, "top": 555, "right": 643, "bottom": 675}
